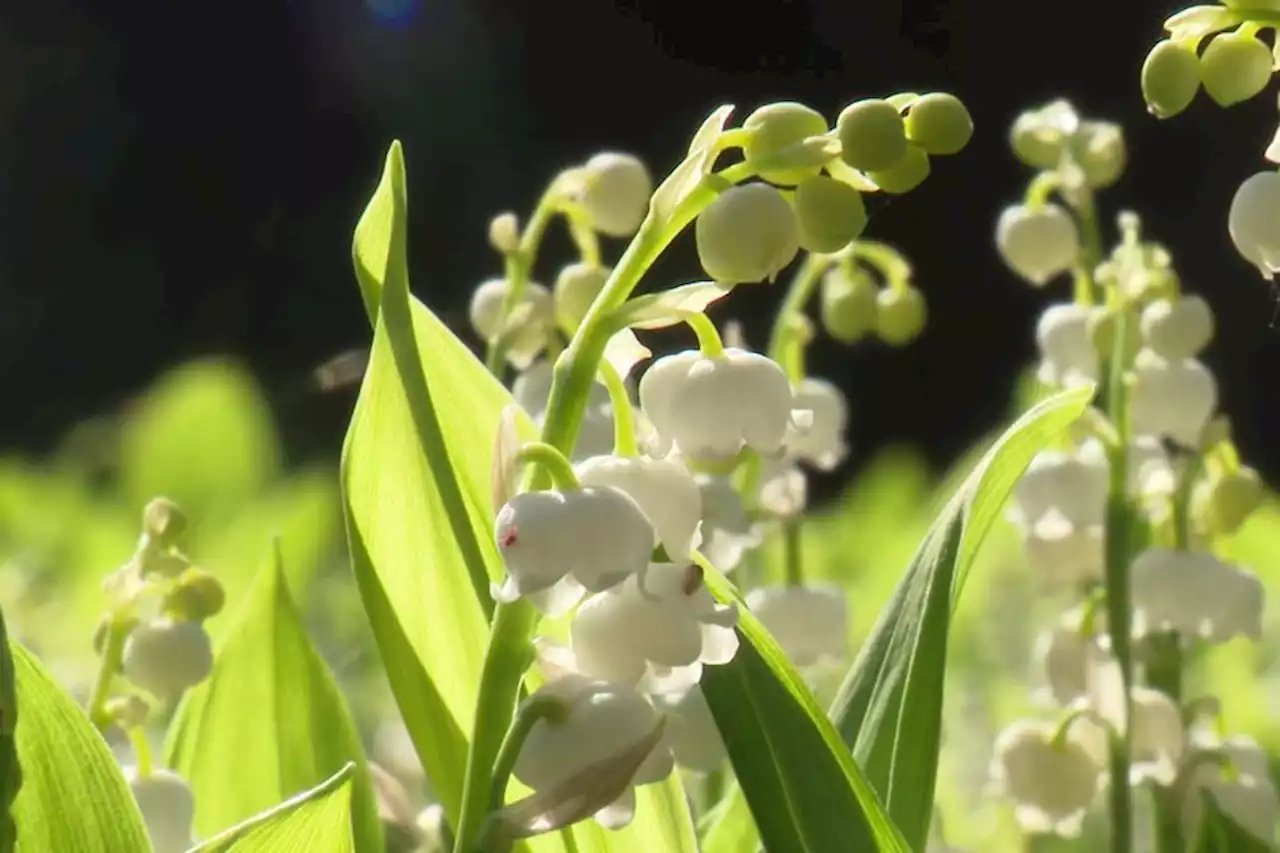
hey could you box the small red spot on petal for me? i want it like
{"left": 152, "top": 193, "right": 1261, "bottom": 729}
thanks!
{"left": 500, "top": 527, "right": 518, "bottom": 548}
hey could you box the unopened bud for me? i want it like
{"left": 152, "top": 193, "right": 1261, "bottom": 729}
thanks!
{"left": 554, "top": 263, "right": 610, "bottom": 331}
{"left": 742, "top": 101, "right": 831, "bottom": 186}
{"left": 695, "top": 183, "right": 799, "bottom": 284}
{"left": 162, "top": 569, "right": 226, "bottom": 622}
{"left": 875, "top": 285, "right": 927, "bottom": 346}
{"left": 1200, "top": 31, "right": 1273, "bottom": 107}
{"left": 488, "top": 212, "right": 520, "bottom": 254}
{"left": 1070, "top": 121, "right": 1126, "bottom": 189}
{"left": 1141, "top": 40, "right": 1201, "bottom": 119}
{"left": 904, "top": 92, "right": 973, "bottom": 156}
{"left": 820, "top": 267, "right": 879, "bottom": 344}
{"left": 142, "top": 498, "right": 187, "bottom": 547}
{"left": 837, "top": 99, "right": 908, "bottom": 172}
{"left": 866, "top": 143, "right": 931, "bottom": 195}
{"left": 793, "top": 175, "right": 867, "bottom": 254}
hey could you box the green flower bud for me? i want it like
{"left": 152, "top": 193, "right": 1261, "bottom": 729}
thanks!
{"left": 875, "top": 286, "right": 926, "bottom": 346}
{"left": 837, "top": 99, "right": 908, "bottom": 172}
{"left": 122, "top": 617, "right": 214, "bottom": 697}
{"left": 1193, "top": 466, "right": 1264, "bottom": 537}
{"left": 1070, "top": 121, "right": 1126, "bottom": 189}
{"left": 1200, "top": 31, "right": 1273, "bottom": 107}
{"left": 742, "top": 102, "right": 831, "bottom": 186}
{"left": 581, "top": 152, "right": 653, "bottom": 237}
{"left": 904, "top": 93, "right": 973, "bottom": 155}
{"left": 1008, "top": 100, "right": 1078, "bottom": 169}
{"left": 554, "top": 262, "right": 609, "bottom": 331}
{"left": 820, "top": 267, "right": 878, "bottom": 343}
{"left": 793, "top": 175, "right": 868, "bottom": 254}
{"left": 695, "top": 183, "right": 799, "bottom": 284}
{"left": 487, "top": 212, "right": 520, "bottom": 254}
{"left": 142, "top": 498, "right": 187, "bottom": 547}
{"left": 867, "top": 144, "right": 931, "bottom": 195}
{"left": 1141, "top": 40, "right": 1201, "bottom": 118}
{"left": 162, "top": 568, "right": 227, "bottom": 622}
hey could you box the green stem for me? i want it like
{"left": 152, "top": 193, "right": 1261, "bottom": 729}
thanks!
{"left": 453, "top": 158, "right": 757, "bottom": 853}
{"left": 513, "top": 443, "right": 581, "bottom": 491}
{"left": 597, "top": 360, "right": 639, "bottom": 457}
{"left": 486, "top": 696, "right": 566, "bottom": 815}
{"left": 847, "top": 241, "right": 911, "bottom": 288}
{"left": 766, "top": 253, "right": 830, "bottom": 365}
{"left": 782, "top": 520, "right": 803, "bottom": 587}
{"left": 87, "top": 617, "right": 128, "bottom": 731}
{"left": 128, "top": 726, "right": 154, "bottom": 778}
{"left": 683, "top": 311, "right": 726, "bottom": 358}
{"left": 485, "top": 183, "right": 564, "bottom": 375}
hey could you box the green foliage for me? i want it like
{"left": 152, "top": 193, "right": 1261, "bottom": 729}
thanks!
{"left": 9, "top": 641, "right": 149, "bottom": 851}
{"left": 165, "top": 544, "right": 381, "bottom": 851}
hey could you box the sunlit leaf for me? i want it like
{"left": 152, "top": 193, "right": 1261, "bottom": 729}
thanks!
{"left": 829, "top": 386, "right": 1093, "bottom": 851}
{"left": 189, "top": 763, "right": 356, "bottom": 853}
{"left": 9, "top": 641, "right": 149, "bottom": 852}
{"left": 0, "top": 611, "right": 16, "bottom": 853}
{"left": 165, "top": 544, "right": 381, "bottom": 852}
{"left": 616, "top": 282, "right": 734, "bottom": 330}
{"left": 119, "top": 358, "right": 279, "bottom": 521}
{"left": 699, "top": 566, "right": 909, "bottom": 853}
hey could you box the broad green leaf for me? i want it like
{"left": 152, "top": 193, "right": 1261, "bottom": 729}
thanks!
{"left": 1191, "top": 790, "right": 1275, "bottom": 852}
{"left": 9, "top": 642, "right": 149, "bottom": 852}
{"left": 699, "top": 569, "right": 909, "bottom": 853}
{"left": 165, "top": 544, "right": 381, "bottom": 852}
{"left": 0, "top": 611, "right": 17, "bottom": 853}
{"left": 190, "top": 763, "right": 356, "bottom": 853}
{"left": 120, "top": 358, "right": 280, "bottom": 521}
{"left": 343, "top": 142, "right": 698, "bottom": 853}
{"left": 828, "top": 386, "right": 1093, "bottom": 851}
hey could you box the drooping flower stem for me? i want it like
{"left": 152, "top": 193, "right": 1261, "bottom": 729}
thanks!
{"left": 597, "top": 361, "right": 639, "bottom": 457}
{"left": 87, "top": 616, "right": 129, "bottom": 731}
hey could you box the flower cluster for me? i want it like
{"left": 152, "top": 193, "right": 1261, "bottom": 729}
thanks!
{"left": 985, "top": 101, "right": 1276, "bottom": 849}
{"left": 95, "top": 497, "right": 224, "bottom": 853}
{"left": 465, "top": 94, "right": 973, "bottom": 838}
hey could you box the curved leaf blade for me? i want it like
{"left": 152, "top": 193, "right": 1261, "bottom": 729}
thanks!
{"left": 165, "top": 544, "right": 381, "bottom": 852}
{"left": 10, "top": 642, "right": 150, "bottom": 852}
{"left": 829, "top": 386, "right": 1093, "bottom": 850}
{"left": 189, "top": 763, "right": 356, "bottom": 853}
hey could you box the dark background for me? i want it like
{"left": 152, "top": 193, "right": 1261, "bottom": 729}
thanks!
{"left": 2, "top": 0, "right": 1277, "bottom": 496}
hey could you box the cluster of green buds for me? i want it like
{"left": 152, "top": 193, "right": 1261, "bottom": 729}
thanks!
{"left": 93, "top": 497, "right": 225, "bottom": 853}
{"left": 1141, "top": 4, "right": 1280, "bottom": 278}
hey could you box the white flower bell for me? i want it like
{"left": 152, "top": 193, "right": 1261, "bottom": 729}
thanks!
{"left": 580, "top": 152, "right": 653, "bottom": 238}
{"left": 124, "top": 766, "right": 197, "bottom": 853}
{"left": 494, "top": 487, "right": 654, "bottom": 601}
{"left": 1035, "top": 303, "right": 1100, "bottom": 388}
{"left": 652, "top": 686, "right": 727, "bottom": 774}
{"left": 638, "top": 348, "right": 800, "bottom": 462}
{"left": 1182, "top": 734, "right": 1280, "bottom": 845}
{"left": 695, "top": 183, "right": 800, "bottom": 285}
{"left": 1034, "top": 606, "right": 1095, "bottom": 706}
{"left": 513, "top": 674, "right": 674, "bottom": 831}
{"left": 1076, "top": 435, "right": 1175, "bottom": 502}
{"left": 468, "top": 278, "right": 555, "bottom": 369}
{"left": 1130, "top": 548, "right": 1264, "bottom": 643}
{"left": 1229, "top": 170, "right": 1280, "bottom": 279}
{"left": 991, "top": 719, "right": 1102, "bottom": 837}
{"left": 1129, "top": 350, "right": 1218, "bottom": 449}
{"left": 996, "top": 203, "right": 1081, "bottom": 287}
{"left": 757, "top": 459, "right": 808, "bottom": 519}
{"left": 571, "top": 562, "right": 739, "bottom": 688}
{"left": 122, "top": 618, "right": 214, "bottom": 697}
{"left": 1139, "top": 295, "right": 1214, "bottom": 361}
{"left": 513, "top": 360, "right": 614, "bottom": 462}
{"left": 575, "top": 455, "right": 702, "bottom": 560}
{"left": 1074, "top": 684, "right": 1185, "bottom": 786}
{"left": 787, "top": 377, "right": 849, "bottom": 470}
{"left": 745, "top": 584, "right": 848, "bottom": 668}
{"left": 1010, "top": 448, "right": 1108, "bottom": 531}
{"left": 695, "top": 474, "right": 762, "bottom": 573}
{"left": 1022, "top": 511, "right": 1104, "bottom": 585}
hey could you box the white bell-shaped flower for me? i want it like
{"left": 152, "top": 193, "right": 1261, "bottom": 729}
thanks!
{"left": 122, "top": 618, "right": 214, "bottom": 697}
{"left": 1076, "top": 435, "right": 1175, "bottom": 501}
{"left": 990, "top": 719, "right": 1102, "bottom": 837}
{"left": 581, "top": 152, "right": 653, "bottom": 238}
{"left": 1129, "top": 349, "right": 1218, "bottom": 449}
{"left": 571, "top": 562, "right": 739, "bottom": 688}
{"left": 513, "top": 674, "right": 674, "bottom": 831}
{"left": 1023, "top": 511, "right": 1104, "bottom": 585}
{"left": 495, "top": 487, "right": 654, "bottom": 601}
{"left": 1229, "top": 170, "right": 1280, "bottom": 279}
{"left": 996, "top": 203, "right": 1081, "bottom": 287}
{"left": 695, "top": 474, "right": 762, "bottom": 573}
{"left": 468, "top": 278, "right": 555, "bottom": 369}
{"left": 757, "top": 459, "right": 808, "bottom": 519}
{"left": 1035, "top": 303, "right": 1100, "bottom": 388}
{"left": 1010, "top": 448, "right": 1108, "bottom": 531}
{"left": 1034, "top": 606, "right": 1095, "bottom": 706}
{"left": 638, "top": 348, "right": 798, "bottom": 461}
{"left": 1182, "top": 734, "right": 1280, "bottom": 845}
{"left": 575, "top": 455, "right": 702, "bottom": 560}
{"left": 124, "top": 766, "right": 197, "bottom": 853}
{"left": 786, "top": 377, "right": 849, "bottom": 470}
{"left": 1074, "top": 684, "right": 1186, "bottom": 786}
{"left": 652, "top": 686, "right": 727, "bottom": 774}
{"left": 513, "top": 360, "right": 615, "bottom": 462}
{"left": 745, "top": 584, "right": 848, "bottom": 668}
{"left": 1130, "top": 548, "right": 1264, "bottom": 643}
{"left": 1140, "top": 295, "right": 1214, "bottom": 360}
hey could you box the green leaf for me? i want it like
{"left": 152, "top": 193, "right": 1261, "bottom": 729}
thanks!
{"left": 828, "top": 386, "right": 1093, "bottom": 851}
{"left": 698, "top": 566, "right": 909, "bottom": 853}
{"left": 343, "top": 142, "right": 698, "bottom": 853}
{"left": 9, "top": 641, "right": 150, "bottom": 852}
{"left": 1191, "top": 789, "right": 1275, "bottom": 852}
{"left": 0, "top": 611, "right": 15, "bottom": 853}
{"left": 165, "top": 543, "right": 381, "bottom": 852}
{"left": 190, "top": 763, "right": 356, "bottom": 853}
{"left": 120, "top": 358, "right": 280, "bottom": 521}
